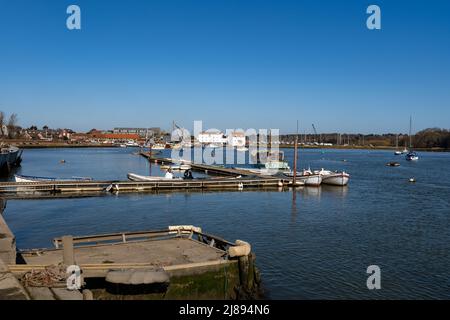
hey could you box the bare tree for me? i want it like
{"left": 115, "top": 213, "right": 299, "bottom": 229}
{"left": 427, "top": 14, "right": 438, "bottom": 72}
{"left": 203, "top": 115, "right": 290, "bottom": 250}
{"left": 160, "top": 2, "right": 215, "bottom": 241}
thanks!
{"left": 7, "top": 113, "right": 18, "bottom": 138}
{"left": 0, "top": 111, "right": 4, "bottom": 137}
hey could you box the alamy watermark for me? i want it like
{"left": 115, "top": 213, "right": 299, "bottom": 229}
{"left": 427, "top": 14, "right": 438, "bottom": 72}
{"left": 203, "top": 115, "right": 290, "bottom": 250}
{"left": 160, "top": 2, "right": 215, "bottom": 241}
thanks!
{"left": 366, "top": 265, "right": 381, "bottom": 290}
{"left": 65, "top": 4, "right": 381, "bottom": 31}
{"left": 166, "top": 121, "right": 281, "bottom": 175}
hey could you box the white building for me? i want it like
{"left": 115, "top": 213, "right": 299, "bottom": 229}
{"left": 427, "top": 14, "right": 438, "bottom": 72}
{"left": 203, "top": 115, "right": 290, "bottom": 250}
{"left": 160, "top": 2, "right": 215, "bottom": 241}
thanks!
{"left": 198, "top": 131, "right": 227, "bottom": 145}
{"left": 229, "top": 131, "right": 246, "bottom": 147}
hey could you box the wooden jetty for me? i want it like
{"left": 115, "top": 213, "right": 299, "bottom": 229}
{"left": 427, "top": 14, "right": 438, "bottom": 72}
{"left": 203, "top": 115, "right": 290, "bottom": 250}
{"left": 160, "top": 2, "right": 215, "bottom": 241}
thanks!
{"left": 0, "top": 176, "right": 284, "bottom": 195}
{"left": 4, "top": 226, "right": 261, "bottom": 300}
{"left": 140, "top": 152, "right": 266, "bottom": 177}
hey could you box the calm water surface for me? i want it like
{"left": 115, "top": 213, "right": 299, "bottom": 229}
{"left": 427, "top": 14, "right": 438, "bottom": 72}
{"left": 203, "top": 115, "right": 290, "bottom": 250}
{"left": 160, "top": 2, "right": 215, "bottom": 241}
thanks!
{"left": 2, "top": 147, "right": 450, "bottom": 299}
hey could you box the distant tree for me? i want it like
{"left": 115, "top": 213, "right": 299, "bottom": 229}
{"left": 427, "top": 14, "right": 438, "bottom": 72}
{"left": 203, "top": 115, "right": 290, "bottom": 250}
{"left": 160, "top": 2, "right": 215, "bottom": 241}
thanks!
{"left": 0, "top": 111, "right": 4, "bottom": 137}
{"left": 29, "top": 125, "right": 38, "bottom": 131}
{"left": 43, "top": 125, "right": 49, "bottom": 131}
{"left": 7, "top": 113, "right": 18, "bottom": 138}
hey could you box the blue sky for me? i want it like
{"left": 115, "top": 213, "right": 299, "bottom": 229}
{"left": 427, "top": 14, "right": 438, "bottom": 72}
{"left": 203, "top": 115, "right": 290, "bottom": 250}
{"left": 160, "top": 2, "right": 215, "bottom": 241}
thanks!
{"left": 1, "top": 0, "right": 450, "bottom": 134}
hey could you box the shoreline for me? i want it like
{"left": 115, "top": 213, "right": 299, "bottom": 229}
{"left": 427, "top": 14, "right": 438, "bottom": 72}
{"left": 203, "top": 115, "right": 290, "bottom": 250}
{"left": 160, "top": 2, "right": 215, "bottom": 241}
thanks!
{"left": 2, "top": 141, "right": 449, "bottom": 152}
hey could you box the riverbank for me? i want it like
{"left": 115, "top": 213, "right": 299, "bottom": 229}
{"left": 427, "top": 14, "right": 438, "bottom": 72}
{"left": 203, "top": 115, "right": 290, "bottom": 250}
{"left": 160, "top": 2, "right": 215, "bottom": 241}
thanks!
{"left": 2, "top": 140, "right": 448, "bottom": 152}
{"left": 277, "top": 144, "right": 450, "bottom": 152}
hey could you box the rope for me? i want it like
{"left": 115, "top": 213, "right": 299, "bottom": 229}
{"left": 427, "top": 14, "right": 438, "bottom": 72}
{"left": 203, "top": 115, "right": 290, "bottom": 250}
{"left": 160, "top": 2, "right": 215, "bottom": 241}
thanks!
{"left": 20, "top": 264, "right": 67, "bottom": 287}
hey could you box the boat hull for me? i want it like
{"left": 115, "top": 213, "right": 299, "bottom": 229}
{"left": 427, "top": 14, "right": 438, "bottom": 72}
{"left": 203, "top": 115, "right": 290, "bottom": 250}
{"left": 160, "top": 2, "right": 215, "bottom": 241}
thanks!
{"left": 0, "top": 146, "right": 21, "bottom": 173}
{"left": 127, "top": 173, "right": 182, "bottom": 182}
{"left": 321, "top": 173, "right": 350, "bottom": 186}
{"left": 14, "top": 174, "right": 92, "bottom": 183}
{"left": 284, "top": 172, "right": 322, "bottom": 186}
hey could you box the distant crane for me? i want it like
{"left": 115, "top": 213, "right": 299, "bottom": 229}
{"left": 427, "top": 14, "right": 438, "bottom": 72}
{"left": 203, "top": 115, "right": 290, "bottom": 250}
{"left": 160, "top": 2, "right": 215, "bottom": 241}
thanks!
{"left": 311, "top": 124, "right": 320, "bottom": 144}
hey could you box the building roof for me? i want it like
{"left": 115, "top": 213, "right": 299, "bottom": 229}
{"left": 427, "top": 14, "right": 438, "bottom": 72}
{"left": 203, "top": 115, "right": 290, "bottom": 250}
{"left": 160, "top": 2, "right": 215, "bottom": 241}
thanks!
{"left": 91, "top": 133, "right": 140, "bottom": 140}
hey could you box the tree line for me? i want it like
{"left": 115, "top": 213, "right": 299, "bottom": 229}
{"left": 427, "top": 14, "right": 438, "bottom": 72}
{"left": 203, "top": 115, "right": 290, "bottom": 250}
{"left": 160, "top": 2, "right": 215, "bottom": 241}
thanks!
{"left": 414, "top": 128, "right": 450, "bottom": 149}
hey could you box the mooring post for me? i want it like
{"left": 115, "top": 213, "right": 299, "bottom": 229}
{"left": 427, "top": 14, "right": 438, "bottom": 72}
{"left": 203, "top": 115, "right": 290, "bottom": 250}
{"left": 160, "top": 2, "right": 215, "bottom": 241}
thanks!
{"left": 62, "top": 235, "right": 75, "bottom": 266}
{"left": 247, "top": 252, "right": 255, "bottom": 290}
{"left": 238, "top": 255, "right": 250, "bottom": 290}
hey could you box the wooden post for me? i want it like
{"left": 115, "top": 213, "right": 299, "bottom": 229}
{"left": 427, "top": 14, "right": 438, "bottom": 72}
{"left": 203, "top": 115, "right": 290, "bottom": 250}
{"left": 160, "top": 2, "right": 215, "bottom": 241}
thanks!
{"left": 247, "top": 252, "right": 255, "bottom": 291}
{"left": 62, "top": 235, "right": 75, "bottom": 266}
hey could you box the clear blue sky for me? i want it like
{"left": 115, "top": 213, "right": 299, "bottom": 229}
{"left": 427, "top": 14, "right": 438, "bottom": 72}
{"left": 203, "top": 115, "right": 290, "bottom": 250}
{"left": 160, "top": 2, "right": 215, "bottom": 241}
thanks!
{"left": 1, "top": 0, "right": 450, "bottom": 134}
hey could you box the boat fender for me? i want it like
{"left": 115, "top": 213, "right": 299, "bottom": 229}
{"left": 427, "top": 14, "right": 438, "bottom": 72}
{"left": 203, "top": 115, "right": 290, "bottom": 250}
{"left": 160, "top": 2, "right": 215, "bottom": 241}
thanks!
{"left": 277, "top": 180, "right": 283, "bottom": 187}
{"left": 105, "top": 269, "right": 169, "bottom": 285}
{"left": 168, "top": 225, "right": 202, "bottom": 233}
{"left": 228, "top": 240, "right": 251, "bottom": 258}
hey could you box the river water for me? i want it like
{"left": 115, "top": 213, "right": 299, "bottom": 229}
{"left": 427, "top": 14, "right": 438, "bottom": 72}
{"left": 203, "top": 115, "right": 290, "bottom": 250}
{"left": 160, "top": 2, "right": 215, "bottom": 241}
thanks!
{"left": 2, "top": 147, "right": 450, "bottom": 299}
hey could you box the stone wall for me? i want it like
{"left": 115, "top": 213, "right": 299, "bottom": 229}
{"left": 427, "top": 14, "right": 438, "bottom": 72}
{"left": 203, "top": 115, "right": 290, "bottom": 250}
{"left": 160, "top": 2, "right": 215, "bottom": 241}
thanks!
{"left": 0, "top": 200, "right": 16, "bottom": 265}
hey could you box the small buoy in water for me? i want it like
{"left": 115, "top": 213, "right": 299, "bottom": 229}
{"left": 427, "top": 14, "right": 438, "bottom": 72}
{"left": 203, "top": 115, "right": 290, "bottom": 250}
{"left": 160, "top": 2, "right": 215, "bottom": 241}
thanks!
{"left": 342, "top": 159, "right": 347, "bottom": 162}
{"left": 409, "top": 178, "right": 416, "bottom": 183}
{"left": 60, "top": 159, "right": 66, "bottom": 163}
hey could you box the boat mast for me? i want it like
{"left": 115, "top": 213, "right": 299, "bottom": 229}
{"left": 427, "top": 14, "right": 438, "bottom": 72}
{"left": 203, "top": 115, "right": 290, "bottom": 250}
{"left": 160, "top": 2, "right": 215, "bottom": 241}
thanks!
{"left": 409, "top": 115, "right": 412, "bottom": 149}
{"left": 293, "top": 120, "right": 298, "bottom": 186}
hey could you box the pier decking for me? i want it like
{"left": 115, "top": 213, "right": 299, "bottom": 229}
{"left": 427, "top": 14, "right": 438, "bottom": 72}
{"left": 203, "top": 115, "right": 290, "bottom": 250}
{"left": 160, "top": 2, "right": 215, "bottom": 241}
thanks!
{"left": 4, "top": 226, "right": 260, "bottom": 300}
{"left": 141, "top": 153, "right": 262, "bottom": 177}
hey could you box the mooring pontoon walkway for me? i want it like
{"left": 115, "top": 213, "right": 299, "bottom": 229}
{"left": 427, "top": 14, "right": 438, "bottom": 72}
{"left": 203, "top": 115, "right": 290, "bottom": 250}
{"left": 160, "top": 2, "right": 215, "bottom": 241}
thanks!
{"left": 141, "top": 153, "right": 266, "bottom": 177}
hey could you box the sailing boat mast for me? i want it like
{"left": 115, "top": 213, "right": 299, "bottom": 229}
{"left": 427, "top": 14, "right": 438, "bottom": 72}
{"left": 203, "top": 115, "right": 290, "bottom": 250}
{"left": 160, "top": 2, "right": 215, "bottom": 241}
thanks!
{"left": 409, "top": 115, "right": 412, "bottom": 149}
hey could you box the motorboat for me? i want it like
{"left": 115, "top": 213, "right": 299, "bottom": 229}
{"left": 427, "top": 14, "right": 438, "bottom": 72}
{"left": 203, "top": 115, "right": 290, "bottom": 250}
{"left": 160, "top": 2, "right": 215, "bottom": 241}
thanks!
{"left": 386, "top": 162, "right": 400, "bottom": 167}
{"left": 147, "top": 143, "right": 166, "bottom": 150}
{"left": 313, "top": 168, "right": 350, "bottom": 186}
{"left": 251, "top": 150, "right": 290, "bottom": 171}
{"left": 14, "top": 174, "right": 93, "bottom": 183}
{"left": 394, "top": 151, "right": 402, "bottom": 155}
{"left": 236, "top": 146, "right": 248, "bottom": 152}
{"left": 0, "top": 145, "right": 22, "bottom": 173}
{"left": 125, "top": 140, "right": 139, "bottom": 147}
{"left": 127, "top": 173, "right": 182, "bottom": 181}
{"left": 405, "top": 151, "right": 419, "bottom": 161}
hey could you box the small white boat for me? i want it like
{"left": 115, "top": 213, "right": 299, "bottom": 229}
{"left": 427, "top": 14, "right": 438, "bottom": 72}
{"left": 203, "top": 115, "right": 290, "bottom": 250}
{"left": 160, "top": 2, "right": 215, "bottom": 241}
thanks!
{"left": 125, "top": 140, "right": 140, "bottom": 147}
{"left": 284, "top": 169, "right": 322, "bottom": 186}
{"left": 160, "top": 164, "right": 191, "bottom": 171}
{"left": 206, "top": 143, "right": 221, "bottom": 148}
{"left": 14, "top": 174, "right": 93, "bottom": 183}
{"left": 127, "top": 173, "right": 182, "bottom": 181}
{"left": 236, "top": 146, "right": 248, "bottom": 152}
{"left": 149, "top": 143, "right": 166, "bottom": 150}
{"left": 314, "top": 169, "right": 350, "bottom": 186}
{"left": 394, "top": 151, "right": 402, "bottom": 155}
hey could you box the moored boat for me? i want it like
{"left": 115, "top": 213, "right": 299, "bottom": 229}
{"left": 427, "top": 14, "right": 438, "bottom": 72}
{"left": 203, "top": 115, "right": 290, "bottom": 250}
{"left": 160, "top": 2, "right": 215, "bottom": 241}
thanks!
{"left": 405, "top": 116, "right": 419, "bottom": 161}
{"left": 0, "top": 145, "right": 22, "bottom": 174}
{"left": 316, "top": 169, "right": 350, "bottom": 186}
{"left": 14, "top": 174, "right": 93, "bottom": 183}
{"left": 405, "top": 151, "right": 419, "bottom": 161}
{"left": 127, "top": 173, "right": 182, "bottom": 181}
{"left": 284, "top": 169, "right": 322, "bottom": 186}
